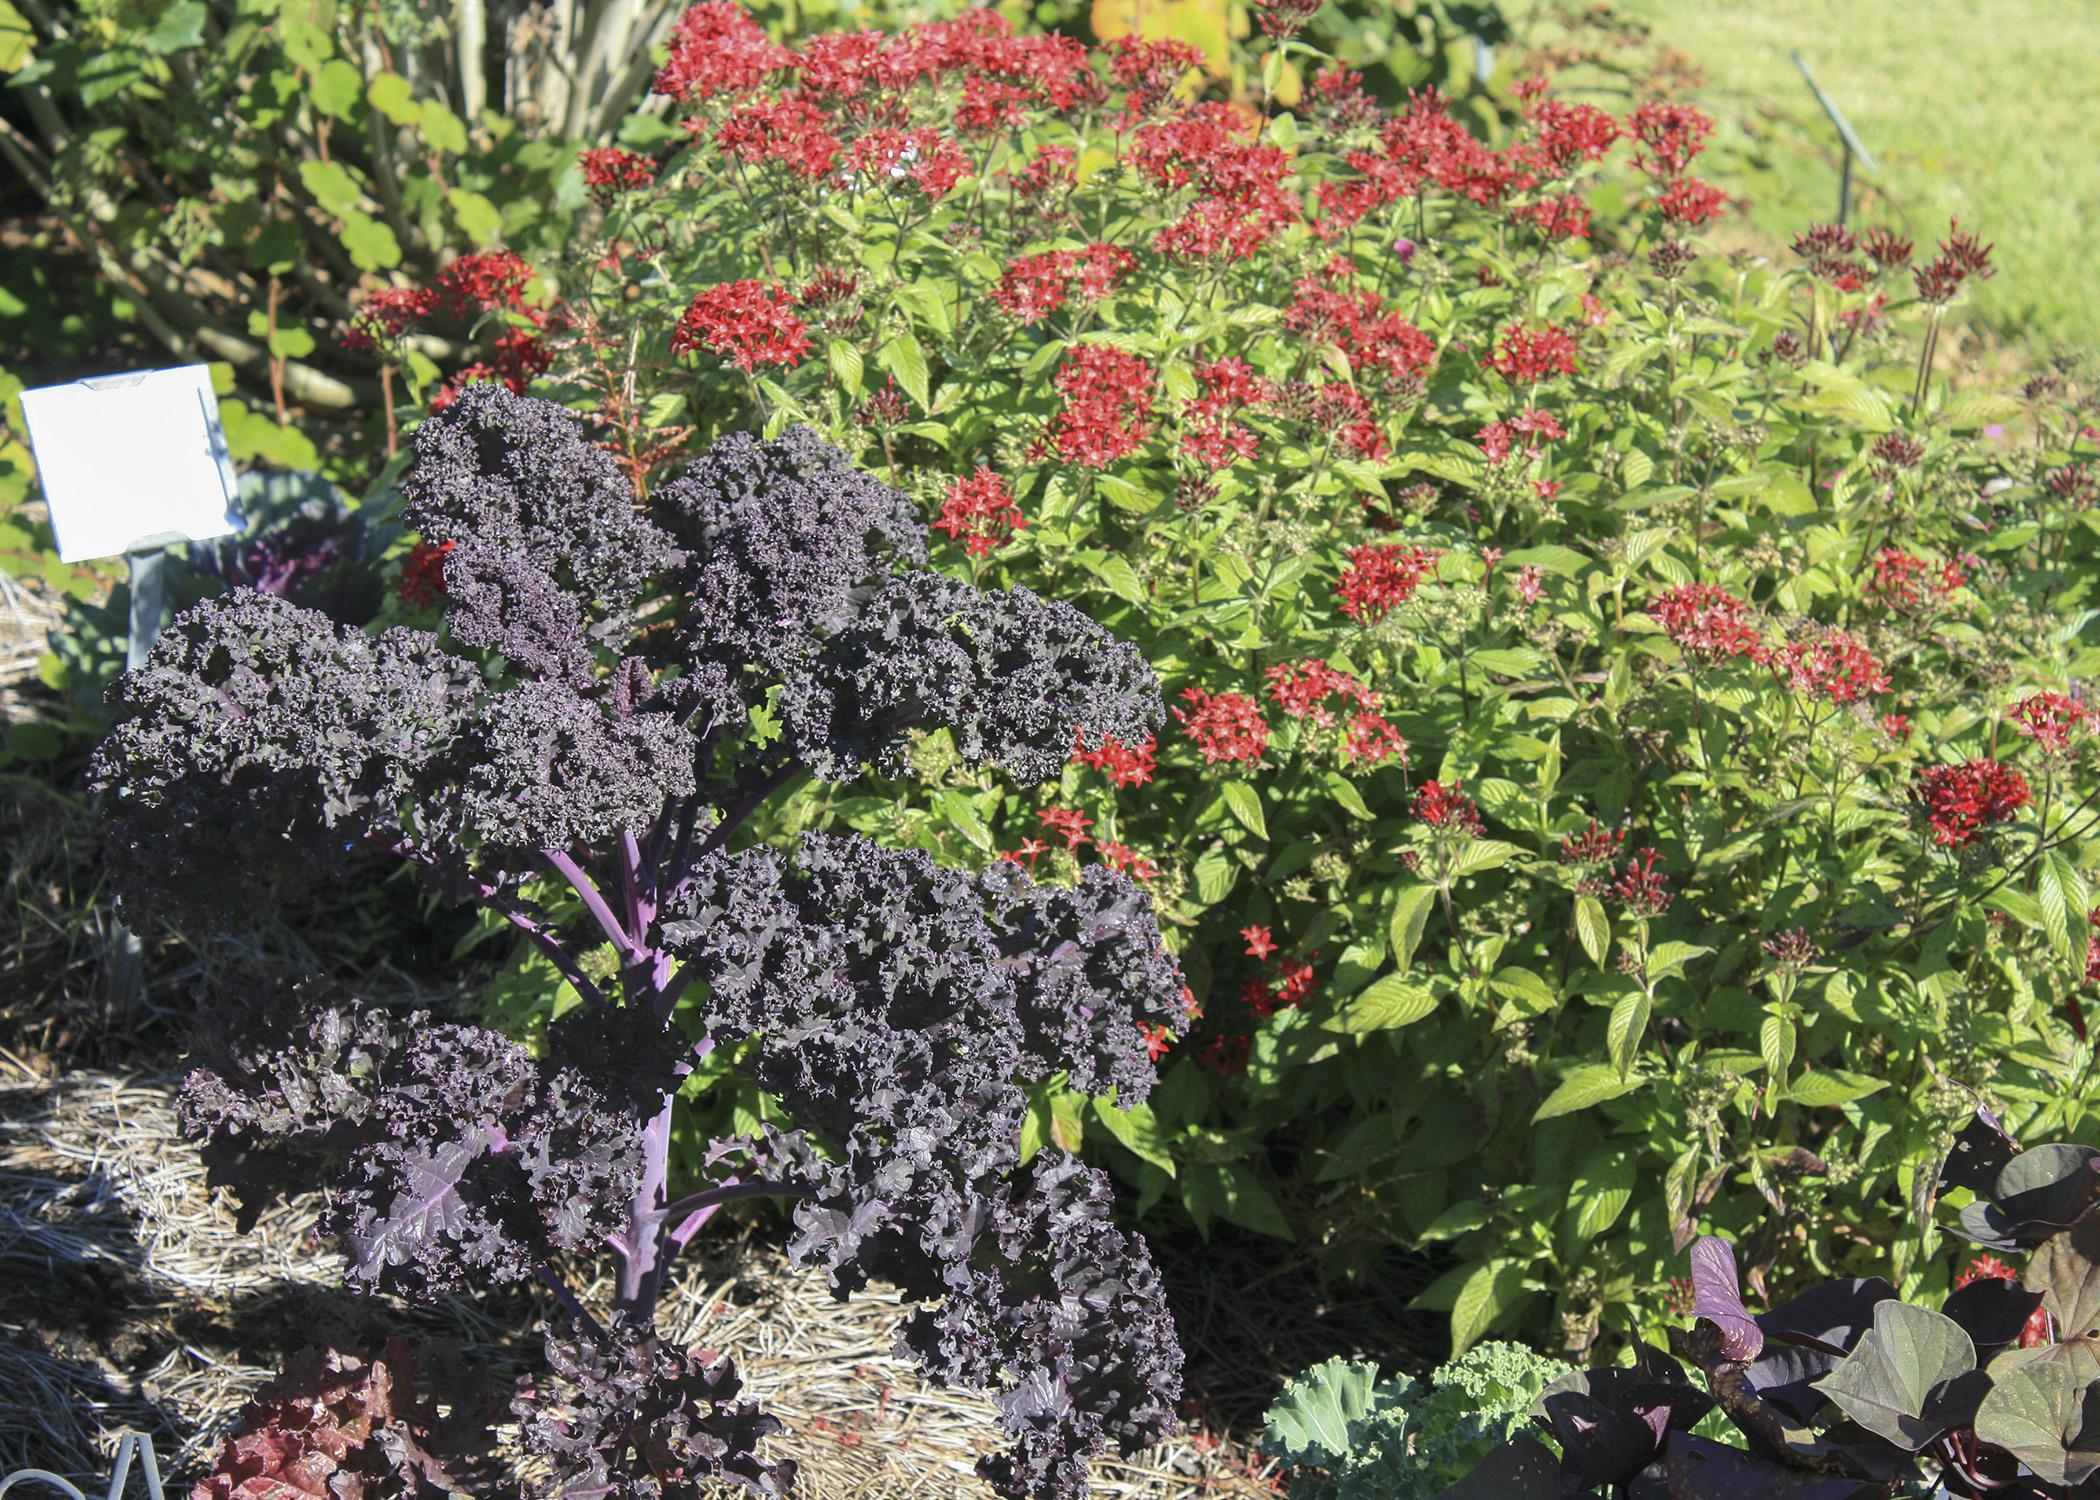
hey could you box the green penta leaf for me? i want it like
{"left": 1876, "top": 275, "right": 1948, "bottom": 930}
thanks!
{"left": 1813, "top": 1300, "right": 1979, "bottom": 1450}
{"left": 1330, "top": 973, "right": 1436, "bottom": 1033}
{"left": 1533, "top": 1063, "right": 1639, "bottom": 1122}
{"left": 1221, "top": 780, "right": 1266, "bottom": 840}
{"left": 1091, "top": 1095, "right": 1175, "bottom": 1176}
{"left": 1574, "top": 894, "right": 1609, "bottom": 969}
{"left": 1390, "top": 883, "right": 1437, "bottom": 974}
{"left": 879, "top": 327, "right": 931, "bottom": 411}
{"left": 1607, "top": 989, "right": 1648, "bottom": 1080}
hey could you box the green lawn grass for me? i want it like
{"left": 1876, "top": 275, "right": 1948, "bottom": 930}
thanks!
{"left": 1612, "top": 0, "right": 2100, "bottom": 353}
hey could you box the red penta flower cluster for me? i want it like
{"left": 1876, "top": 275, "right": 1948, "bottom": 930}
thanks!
{"left": 848, "top": 128, "right": 970, "bottom": 199}
{"left": 1652, "top": 585, "right": 1766, "bottom": 664}
{"left": 344, "top": 252, "right": 550, "bottom": 397}
{"left": 1774, "top": 629, "right": 1890, "bottom": 705}
{"left": 1173, "top": 686, "right": 1270, "bottom": 765}
{"left": 1181, "top": 358, "right": 1269, "bottom": 471}
{"left": 2088, "top": 910, "right": 2100, "bottom": 987}
{"left": 1485, "top": 322, "right": 1579, "bottom": 384}
{"left": 1868, "top": 546, "right": 1967, "bottom": 610}
{"left": 1655, "top": 177, "right": 1727, "bottom": 226}
{"left": 397, "top": 539, "right": 455, "bottom": 609}
{"left": 712, "top": 96, "right": 843, "bottom": 180}
{"left": 342, "top": 286, "right": 436, "bottom": 353}
{"left": 1264, "top": 660, "right": 1408, "bottom": 767}
{"left": 2009, "top": 692, "right": 2093, "bottom": 754}
{"left": 579, "top": 147, "right": 656, "bottom": 201}
{"left": 1478, "top": 407, "right": 1566, "bottom": 465}
{"left": 1628, "top": 99, "right": 1713, "bottom": 176}
{"left": 932, "top": 467, "right": 1027, "bottom": 557}
{"left": 1623, "top": 98, "right": 1725, "bottom": 234}
{"left": 1073, "top": 730, "right": 1158, "bottom": 788}
{"left": 989, "top": 245, "right": 1136, "bottom": 325}
{"left": 1038, "top": 806, "right": 1093, "bottom": 848}
{"left": 1914, "top": 759, "right": 2032, "bottom": 847}
{"left": 1412, "top": 779, "right": 1484, "bottom": 835}
{"left": 1131, "top": 104, "right": 1297, "bottom": 263}
{"left": 670, "top": 281, "right": 811, "bottom": 370}
{"left": 1282, "top": 259, "right": 1437, "bottom": 387}
{"left": 1051, "top": 344, "right": 1156, "bottom": 469}
{"left": 652, "top": 2, "right": 793, "bottom": 101}
{"left": 1337, "top": 543, "right": 1441, "bottom": 623}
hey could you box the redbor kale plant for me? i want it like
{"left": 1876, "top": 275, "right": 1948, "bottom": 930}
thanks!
{"left": 91, "top": 386, "right": 1189, "bottom": 1499}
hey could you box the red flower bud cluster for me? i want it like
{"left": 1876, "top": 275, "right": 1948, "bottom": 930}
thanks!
{"left": 1412, "top": 779, "right": 1484, "bottom": 835}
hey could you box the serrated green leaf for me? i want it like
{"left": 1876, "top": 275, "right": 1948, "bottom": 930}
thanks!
{"left": 826, "top": 338, "right": 863, "bottom": 397}
{"left": 419, "top": 101, "right": 468, "bottom": 154}
{"left": 339, "top": 211, "right": 401, "bottom": 271}
{"left": 446, "top": 187, "right": 504, "bottom": 246}
{"left": 1575, "top": 894, "right": 1609, "bottom": 969}
{"left": 367, "top": 71, "right": 420, "bottom": 125}
{"left": 1533, "top": 1063, "right": 1638, "bottom": 1122}
{"left": 1092, "top": 1096, "right": 1176, "bottom": 1175}
{"left": 1329, "top": 973, "right": 1436, "bottom": 1033}
{"left": 1389, "top": 884, "right": 1436, "bottom": 974}
{"left": 1607, "top": 989, "right": 1648, "bottom": 1079}
{"left": 310, "top": 57, "right": 363, "bottom": 118}
{"left": 879, "top": 327, "right": 930, "bottom": 411}
{"left": 1222, "top": 781, "right": 1266, "bottom": 840}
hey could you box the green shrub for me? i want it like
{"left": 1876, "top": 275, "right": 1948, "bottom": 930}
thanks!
{"left": 43, "top": 0, "right": 2100, "bottom": 1363}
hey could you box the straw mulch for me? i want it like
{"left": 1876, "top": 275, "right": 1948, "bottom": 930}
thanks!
{"left": 0, "top": 1052, "right": 1291, "bottom": 1498}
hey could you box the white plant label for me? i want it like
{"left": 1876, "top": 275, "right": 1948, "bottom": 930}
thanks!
{"left": 19, "top": 364, "right": 241, "bottom": 562}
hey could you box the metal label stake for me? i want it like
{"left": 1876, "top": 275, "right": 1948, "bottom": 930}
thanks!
{"left": 1792, "top": 51, "right": 1877, "bottom": 227}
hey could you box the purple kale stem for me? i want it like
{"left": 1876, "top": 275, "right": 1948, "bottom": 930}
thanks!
{"left": 615, "top": 1093, "right": 678, "bottom": 1317}
{"left": 537, "top": 1262, "right": 608, "bottom": 1341}
{"left": 619, "top": 829, "right": 654, "bottom": 937}
{"left": 657, "top": 1177, "right": 808, "bottom": 1225}
{"left": 364, "top": 831, "right": 610, "bottom": 1009}
{"left": 545, "top": 847, "right": 642, "bottom": 960}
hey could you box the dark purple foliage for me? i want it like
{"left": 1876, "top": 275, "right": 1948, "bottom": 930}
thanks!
{"left": 1439, "top": 1115, "right": 2100, "bottom": 1498}
{"left": 96, "top": 392, "right": 1181, "bottom": 1500}
{"left": 512, "top": 1319, "right": 797, "bottom": 1498}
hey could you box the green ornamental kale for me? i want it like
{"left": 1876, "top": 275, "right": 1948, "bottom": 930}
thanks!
{"left": 1264, "top": 1344, "right": 1571, "bottom": 1500}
